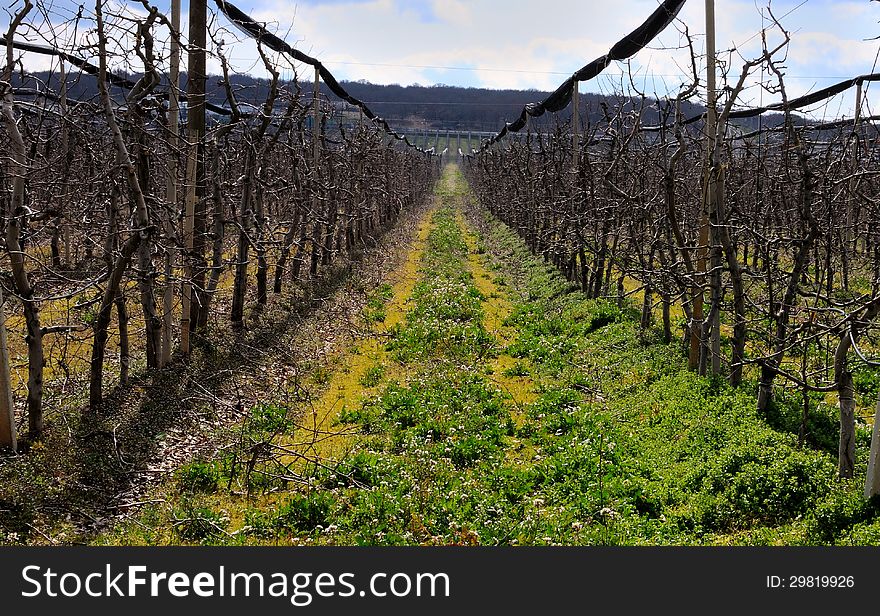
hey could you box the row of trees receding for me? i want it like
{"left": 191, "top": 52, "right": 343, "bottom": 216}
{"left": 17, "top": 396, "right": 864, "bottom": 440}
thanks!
{"left": 0, "top": 0, "right": 439, "bottom": 451}
{"left": 465, "top": 23, "right": 880, "bottom": 495}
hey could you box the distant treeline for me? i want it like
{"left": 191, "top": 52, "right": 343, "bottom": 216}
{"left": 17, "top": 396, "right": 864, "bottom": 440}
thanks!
{"left": 18, "top": 69, "right": 788, "bottom": 133}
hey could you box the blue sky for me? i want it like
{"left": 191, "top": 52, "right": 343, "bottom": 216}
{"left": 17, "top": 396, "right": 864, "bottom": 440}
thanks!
{"left": 9, "top": 0, "right": 880, "bottom": 116}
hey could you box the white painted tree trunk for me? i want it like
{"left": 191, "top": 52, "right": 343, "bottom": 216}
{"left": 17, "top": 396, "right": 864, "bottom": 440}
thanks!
{"left": 0, "top": 288, "right": 17, "bottom": 452}
{"left": 864, "top": 390, "right": 880, "bottom": 498}
{"left": 161, "top": 0, "right": 181, "bottom": 367}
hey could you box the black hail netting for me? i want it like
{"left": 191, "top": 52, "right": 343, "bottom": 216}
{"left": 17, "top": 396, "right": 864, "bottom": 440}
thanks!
{"left": 0, "top": 35, "right": 233, "bottom": 116}
{"left": 214, "top": 0, "right": 432, "bottom": 153}
{"left": 476, "top": 0, "right": 686, "bottom": 151}
{"left": 6, "top": 0, "right": 876, "bottom": 146}
{"left": 2, "top": 2, "right": 436, "bottom": 153}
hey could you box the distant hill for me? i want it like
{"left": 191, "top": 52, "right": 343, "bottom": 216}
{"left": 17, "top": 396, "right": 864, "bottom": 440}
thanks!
{"left": 16, "top": 69, "right": 787, "bottom": 135}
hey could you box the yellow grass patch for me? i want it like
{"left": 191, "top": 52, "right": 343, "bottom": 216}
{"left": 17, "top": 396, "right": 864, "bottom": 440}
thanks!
{"left": 454, "top": 197, "right": 538, "bottom": 424}
{"left": 281, "top": 206, "right": 436, "bottom": 467}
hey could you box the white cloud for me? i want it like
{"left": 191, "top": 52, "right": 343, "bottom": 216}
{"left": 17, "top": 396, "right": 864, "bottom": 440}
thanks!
{"left": 430, "top": 0, "right": 472, "bottom": 27}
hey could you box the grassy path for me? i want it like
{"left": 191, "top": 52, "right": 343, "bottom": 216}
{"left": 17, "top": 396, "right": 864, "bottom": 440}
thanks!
{"left": 100, "top": 163, "right": 880, "bottom": 546}
{"left": 281, "top": 199, "right": 435, "bottom": 465}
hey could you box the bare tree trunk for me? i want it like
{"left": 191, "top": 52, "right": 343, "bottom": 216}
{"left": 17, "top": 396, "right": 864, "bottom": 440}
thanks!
{"left": 139, "top": 217, "right": 162, "bottom": 369}
{"left": 93, "top": 0, "right": 156, "bottom": 405}
{"left": 274, "top": 207, "right": 301, "bottom": 294}
{"left": 2, "top": 0, "right": 43, "bottom": 440}
{"left": 0, "top": 288, "right": 17, "bottom": 452}
{"left": 838, "top": 369, "right": 856, "bottom": 479}
{"left": 231, "top": 224, "right": 251, "bottom": 327}
{"left": 231, "top": 150, "right": 255, "bottom": 327}
{"left": 128, "top": 15, "right": 162, "bottom": 369}
{"left": 254, "top": 172, "right": 268, "bottom": 307}
{"left": 834, "top": 296, "right": 880, "bottom": 478}
{"left": 205, "top": 150, "right": 226, "bottom": 300}
{"left": 89, "top": 234, "right": 141, "bottom": 409}
{"left": 115, "top": 291, "right": 130, "bottom": 384}
{"left": 655, "top": 244, "right": 673, "bottom": 344}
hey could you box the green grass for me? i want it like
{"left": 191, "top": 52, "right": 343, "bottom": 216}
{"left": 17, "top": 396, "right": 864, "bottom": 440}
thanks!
{"left": 364, "top": 283, "right": 393, "bottom": 323}
{"left": 94, "top": 166, "right": 880, "bottom": 546}
{"left": 386, "top": 207, "right": 496, "bottom": 363}
{"left": 471, "top": 205, "right": 880, "bottom": 545}
{"left": 359, "top": 364, "right": 387, "bottom": 388}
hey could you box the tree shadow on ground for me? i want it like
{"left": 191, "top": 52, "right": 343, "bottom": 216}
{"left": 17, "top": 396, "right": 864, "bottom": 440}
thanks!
{"left": 0, "top": 233, "right": 400, "bottom": 544}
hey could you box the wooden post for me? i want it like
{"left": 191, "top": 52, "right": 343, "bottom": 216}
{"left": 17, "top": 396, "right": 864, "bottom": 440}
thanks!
{"left": 572, "top": 79, "right": 580, "bottom": 170}
{"left": 309, "top": 66, "right": 322, "bottom": 279}
{"left": 191, "top": 0, "right": 209, "bottom": 334}
{"left": 162, "top": 0, "right": 181, "bottom": 366}
{"left": 59, "top": 60, "right": 71, "bottom": 267}
{"left": 690, "top": 0, "right": 716, "bottom": 373}
{"left": 706, "top": 0, "right": 721, "bottom": 376}
{"left": 704, "top": 0, "right": 717, "bottom": 163}
{"left": 848, "top": 82, "right": 862, "bottom": 251}
{"left": 0, "top": 288, "right": 15, "bottom": 453}
{"left": 180, "top": 0, "right": 206, "bottom": 353}
{"left": 180, "top": 156, "right": 195, "bottom": 353}
{"left": 313, "top": 65, "right": 320, "bottom": 186}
